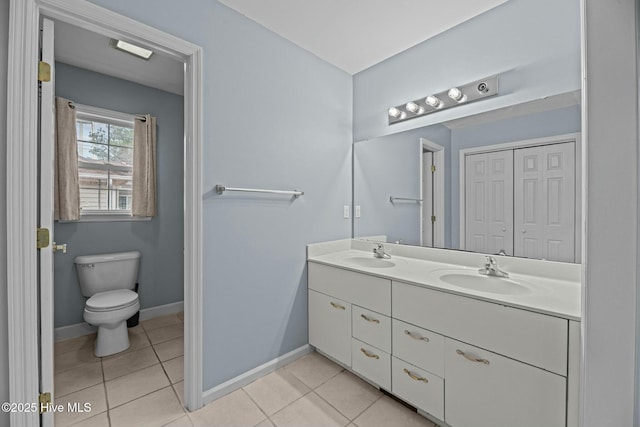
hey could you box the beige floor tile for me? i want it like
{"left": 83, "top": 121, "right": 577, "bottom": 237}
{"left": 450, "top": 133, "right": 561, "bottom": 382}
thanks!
{"left": 106, "top": 364, "right": 170, "bottom": 408}
{"left": 146, "top": 323, "right": 184, "bottom": 345}
{"left": 154, "top": 336, "right": 184, "bottom": 362}
{"left": 102, "top": 346, "right": 160, "bottom": 381}
{"left": 243, "top": 369, "right": 310, "bottom": 416}
{"left": 284, "top": 352, "right": 343, "bottom": 389}
{"left": 101, "top": 327, "right": 152, "bottom": 361}
{"left": 54, "top": 345, "right": 101, "bottom": 374}
{"left": 177, "top": 311, "right": 184, "bottom": 321}
{"left": 315, "top": 371, "right": 382, "bottom": 419}
{"left": 353, "top": 396, "right": 436, "bottom": 427}
{"left": 173, "top": 381, "right": 185, "bottom": 407}
{"left": 255, "top": 419, "right": 275, "bottom": 427}
{"left": 55, "top": 334, "right": 96, "bottom": 356}
{"left": 54, "top": 383, "right": 107, "bottom": 427}
{"left": 55, "top": 362, "right": 104, "bottom": 398}
{"left": 270, "top": 392, "right": 349, "bottom": 427}
{"left": 163, "top": 414, "right": 193, "bottom": 427}
{"left": 189, "top": 389, "right": 266, "bottom": 427}
{"left": 109, "top": 386, "right": 185, "bottom": 427}
{"left": 142, "top": 313, "right": 183, "bottom": 332}
{"left": 69, "top": 411, "right": 110, "bottom": 427}
{"left": 163, "top": 356, "right": 184, "bottom": 384}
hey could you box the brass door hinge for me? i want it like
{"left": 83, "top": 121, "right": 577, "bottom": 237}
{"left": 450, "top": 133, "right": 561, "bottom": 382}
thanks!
{"left": 37, "top": 228, "right": 50, "bottom": 249}
{"left": 38, "top": 61, "right": 51, "bottom": 82}
{"left": 431, "top": 165, "right": 436, "bottom": 173}
{"left": 431, "top": 215, "right": 436, "bottom": 223}
{"left": 39, "top": 392, "right": 51, "bottom": 413}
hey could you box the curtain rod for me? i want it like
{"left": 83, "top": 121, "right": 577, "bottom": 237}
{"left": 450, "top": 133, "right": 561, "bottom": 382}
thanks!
{"left": 67, "top": 101, "right": 147, "bottom": 122}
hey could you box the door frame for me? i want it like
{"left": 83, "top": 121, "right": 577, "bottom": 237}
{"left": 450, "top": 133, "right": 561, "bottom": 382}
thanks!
{"left": 458, "top": 132, "right": 581, "bottom": 258}
{"left": 419, "top": 138, "right": 445, "bottom": 247}
{"left": 6, "top": 1, "right": 204, "bottom": 424}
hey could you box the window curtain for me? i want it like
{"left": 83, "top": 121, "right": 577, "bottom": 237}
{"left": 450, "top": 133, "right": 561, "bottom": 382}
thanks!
{"left": 54, "top": 97, "right": 80, "bottom": 221}
{"left": 132, "top": 114, "right": 157, "bottom": 217}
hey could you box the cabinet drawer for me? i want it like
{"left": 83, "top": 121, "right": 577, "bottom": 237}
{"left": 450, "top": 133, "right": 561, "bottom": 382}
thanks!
{"left": 445, "top": 338, "right": 566, "bottom": 427}
{"left": 392, "top": 357, "right": 444, "bottom": 421}
{"left": 392, "top": 319, "right": 444, "bottom": 377}
{"left": 309, "top": 263, "right": 391, "bottom": 315}
{"left": 308, "top": 290, "right": 351, "bottom": 367}
{"left": 351, "top": 338, "right": 391, "bottom": 390}
{"left": 352, "top": 306, "right": 391, "bottom": 353}
{"left": 393, "top": 281, "right": 568, "bottom": 375}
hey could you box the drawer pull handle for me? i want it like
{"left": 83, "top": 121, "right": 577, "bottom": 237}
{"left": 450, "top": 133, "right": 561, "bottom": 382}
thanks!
{"left": 361, "top": 314, "right": 380, "bottom": 324}
{"left": 456, "top": 349, "right": 490, "bottom": 365}
{"left": 330, "top": 302, "right": 346, "bottom": 310}
{"left": 404, "top": 330, "right": 429, "bottom": 342}
{"left": 403, "top": 368, "right": 428, "bottom": 383}
{"left": 360, "top": 348, "right": 380, "bottom": 360}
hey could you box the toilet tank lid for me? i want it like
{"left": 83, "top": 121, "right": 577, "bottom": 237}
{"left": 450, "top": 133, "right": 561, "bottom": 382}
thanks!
{"left": 74, "top": 251, "right": 141, "bottom": 265}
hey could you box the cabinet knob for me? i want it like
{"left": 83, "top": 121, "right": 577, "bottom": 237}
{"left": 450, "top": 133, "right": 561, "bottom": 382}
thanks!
{"left": 456, "top": 349, "right": 490, "bottom": 365}
{"left": 404, "top": 329, "right": 429, "bottom": 342}
{"left": 360, "top": 314, "right": 380, "bottom": 324}
{"left": 403, "top": 368, "right": 428, "bottom": 383}
{"left": 329, "top": 301, "right": 346, "bottom": 310}
{"left": 360, "top": 348, "right": 380, "bottom": 360}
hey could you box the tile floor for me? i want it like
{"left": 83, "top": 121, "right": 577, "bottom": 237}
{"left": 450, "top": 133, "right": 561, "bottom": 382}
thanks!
{"left": 54, "top": 312, "right": 437, "bottom": 427}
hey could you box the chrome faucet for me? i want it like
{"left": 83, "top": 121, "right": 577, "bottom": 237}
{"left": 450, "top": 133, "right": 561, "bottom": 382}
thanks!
{"left": 373, "top": 243, "right": 391, "bottom": 259}
{"left": 478, "top": 256, "right": 509, "bottom": 278}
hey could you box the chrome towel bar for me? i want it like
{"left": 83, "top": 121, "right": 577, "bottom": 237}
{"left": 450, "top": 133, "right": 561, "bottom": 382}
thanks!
{"left": 215, "top": 185, "right": 304, "bottom": 198}
{"left": 389, "top": 196, "right": 422, "bottom": 204}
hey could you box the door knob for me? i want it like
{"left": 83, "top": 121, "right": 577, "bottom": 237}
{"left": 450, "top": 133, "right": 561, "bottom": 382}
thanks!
{"left": 52, "top": 242, "right": 67, "bottom": 254}
{"left": 521, "top": 229, "right": 526, "bottom": 234}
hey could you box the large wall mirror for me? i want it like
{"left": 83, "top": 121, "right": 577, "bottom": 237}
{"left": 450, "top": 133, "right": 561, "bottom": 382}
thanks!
{"left": 353, "top": 90, "right": 581, "bottom": 263}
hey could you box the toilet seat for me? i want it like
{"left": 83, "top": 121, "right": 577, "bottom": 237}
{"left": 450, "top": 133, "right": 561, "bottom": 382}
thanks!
{"left": 86, "top": 289, "right": 138, "bottom": 312}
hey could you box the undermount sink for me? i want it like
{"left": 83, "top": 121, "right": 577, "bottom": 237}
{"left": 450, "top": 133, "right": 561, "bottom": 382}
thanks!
{"left": 344, "top": 256, "right": 396, "bottom": 268}
{"left": 431, "top": 269, "right": 532, "bottom": 295}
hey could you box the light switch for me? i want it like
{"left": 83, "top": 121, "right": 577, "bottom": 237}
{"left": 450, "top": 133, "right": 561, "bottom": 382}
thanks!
{"left": 355, "top": 205, "right": 361, "bottom": 218}
{"left": 343, "top": 205, "right": 350, "bottom": 219}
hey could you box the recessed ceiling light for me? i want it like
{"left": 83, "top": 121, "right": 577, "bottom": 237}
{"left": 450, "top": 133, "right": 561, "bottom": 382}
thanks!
{"left": 111, "top": 39, "right": 154, "bottom": 60}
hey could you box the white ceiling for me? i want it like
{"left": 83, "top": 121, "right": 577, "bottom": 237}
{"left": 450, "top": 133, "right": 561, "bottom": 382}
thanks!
{"left": 217, "top": 0, "right": 509, "bottom": 74}
{"left": 54, "top": 20, "right": 184, "bottom": 96}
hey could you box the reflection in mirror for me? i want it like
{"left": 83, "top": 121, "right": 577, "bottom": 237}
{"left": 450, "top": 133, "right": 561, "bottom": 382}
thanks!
{"left": 353, "top": 91, "right": 581, "bottom": 263}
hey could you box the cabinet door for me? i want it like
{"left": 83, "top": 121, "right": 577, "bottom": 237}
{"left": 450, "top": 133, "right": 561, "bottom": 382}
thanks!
{"left": 444, "top": 338, "right": 566, "bottom": 427}
{"left": 309, "top": 290, "right": 352, "bottom": 367}
{"left": 392, "top": 319, "right": 444, "bottom": 377}
{"left": 352, "top": 306, "right": 391, "bottom": 353}
{"left": 392, "top": 357, "right": 444, "bottom": 421}
{"left": 351, "top": 338, "right": 391, "bottom": 390}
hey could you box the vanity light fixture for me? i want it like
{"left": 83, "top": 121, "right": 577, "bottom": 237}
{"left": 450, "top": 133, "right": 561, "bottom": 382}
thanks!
{"left": 110, "top": 39, "right": 154, "bottom": 60}
{"left": 387, "top": 76, "right": 498, "bottom": 125}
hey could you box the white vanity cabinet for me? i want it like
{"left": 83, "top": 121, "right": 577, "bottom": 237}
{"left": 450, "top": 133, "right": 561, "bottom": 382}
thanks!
{"left": 308, "top": 261, "right": 578, "bottom": 427}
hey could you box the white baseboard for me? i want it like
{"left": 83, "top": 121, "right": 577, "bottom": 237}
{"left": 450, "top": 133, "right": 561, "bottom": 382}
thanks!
{"left": 202, "top": 344, "right": 313, "bottom": 406}
{"left": 54, "top": 301, "right": 184, "bottom": 341}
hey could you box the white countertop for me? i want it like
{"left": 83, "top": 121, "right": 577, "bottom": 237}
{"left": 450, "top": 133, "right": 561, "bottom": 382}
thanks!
{"left": 307, "top": 246, "right": 581, "bottom": 321}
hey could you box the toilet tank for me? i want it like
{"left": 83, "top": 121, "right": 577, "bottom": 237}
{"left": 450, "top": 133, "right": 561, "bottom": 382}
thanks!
{"left": 74, "top": 251, "right": 141, "bottom": 297}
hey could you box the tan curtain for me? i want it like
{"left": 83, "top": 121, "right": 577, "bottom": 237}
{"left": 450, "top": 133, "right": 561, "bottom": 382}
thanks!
{"left": 132, "top": 114, "right": 157, "bottom": 217}
{"left": 54, "top": 97, "right": 80, "bottom": 221}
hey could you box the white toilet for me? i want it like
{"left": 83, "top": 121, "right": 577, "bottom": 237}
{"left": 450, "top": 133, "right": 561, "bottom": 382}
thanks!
{"left": 74, "top": 251, "right": 141, "bottom": 357}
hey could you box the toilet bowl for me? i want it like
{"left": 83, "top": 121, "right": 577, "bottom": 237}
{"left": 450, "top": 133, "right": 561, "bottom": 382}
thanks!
{"left": 74, "top": 251, "right": 141, "bottom": 357}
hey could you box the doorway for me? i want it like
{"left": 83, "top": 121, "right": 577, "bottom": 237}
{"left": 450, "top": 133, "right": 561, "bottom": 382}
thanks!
{"left": 419, "top": 138, "right": 445, "bottom": 248}
{"left": 6, "top": 1, "right": 203, "bottom": 424}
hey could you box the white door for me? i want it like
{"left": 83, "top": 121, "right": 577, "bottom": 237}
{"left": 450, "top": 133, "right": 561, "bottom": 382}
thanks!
{"left": 422, "top": 151, "right": 434, "bottom": 247}
{"left": 464, "top": 151, "right": 514, "bottom": 255}
{"left": 39, "top": 18, "right": 56, "bottom": 427}
{"left": 514, "top": 142, "right": 576, "bottom": 262}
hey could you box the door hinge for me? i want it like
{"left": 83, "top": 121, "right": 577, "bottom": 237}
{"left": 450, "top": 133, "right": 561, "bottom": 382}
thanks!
{"left": 37, "top": 228, "right": 50, "bottom": 249}
{"left": 38, "top": 61, "right": 51, "bottom": 82}
{"left": 431, "top": 165, "right": 436, "bottom": 173}
{"left": 39, "top": 392, "right": 51, "bottom": 413}
{"left": 431, "top": 215, "right": 436, "bottom": 223}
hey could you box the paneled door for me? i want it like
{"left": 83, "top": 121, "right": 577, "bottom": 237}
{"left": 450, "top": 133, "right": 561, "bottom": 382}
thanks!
{"left": 464, "top": 151, "right": 514, "bottom": 255}
{"left": 514, "top": 142, "right": 576, "bottom": 262}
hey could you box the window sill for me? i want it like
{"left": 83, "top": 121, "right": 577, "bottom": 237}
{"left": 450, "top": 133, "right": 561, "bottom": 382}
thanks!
{"left": 58, "top": 213, "right": 152, "bottom": 223}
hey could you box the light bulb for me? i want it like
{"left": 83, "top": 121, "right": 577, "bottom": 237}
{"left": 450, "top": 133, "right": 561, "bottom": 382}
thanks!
{"left": 388, "top": 107, "right": 402, "bottom": 118}
{"left": 405, "top": 102, "right": 420, "bottom": 113}
{"left": 448, "top": 87, "right": 463, "bottom": 102}
{"left": 425, "top": 95, "right": 441, "bottom": 108}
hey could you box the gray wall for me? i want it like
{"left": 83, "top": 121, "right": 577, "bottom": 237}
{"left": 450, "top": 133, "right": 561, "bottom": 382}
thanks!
{"left": 353, "top": 0, "right": 581, "bottom": 141}
{"left": 0, "top": 0, "right": 9, "bottom": 424}
{"left": 54, "top": 62, "right": 184, "bottom": 327}
{"left": 86, "top": 0, "right": 353, "bottom": 390}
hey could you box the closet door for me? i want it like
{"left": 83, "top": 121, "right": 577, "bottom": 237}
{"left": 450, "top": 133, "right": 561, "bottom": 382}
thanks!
{"left": 464, "top": 151, "right": 513, "bottom": 255}
{"left": 514, "top": 142, "right": 575, "bottom": 262}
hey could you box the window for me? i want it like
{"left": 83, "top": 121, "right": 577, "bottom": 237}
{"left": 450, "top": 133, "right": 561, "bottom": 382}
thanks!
{"left": 75, "top": 105, "right": 135, "bottom": 216}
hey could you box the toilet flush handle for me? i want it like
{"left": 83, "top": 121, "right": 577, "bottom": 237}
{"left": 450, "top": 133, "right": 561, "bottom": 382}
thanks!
{"left": 52, "top": 242, "right": 67, "bottom": 254}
